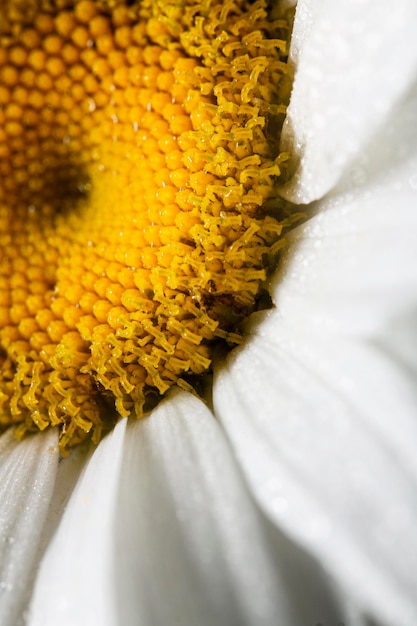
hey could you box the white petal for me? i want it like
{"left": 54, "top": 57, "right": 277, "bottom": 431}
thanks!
{"left": 281, "top": 0, "right": 417, "bottom": 203}
{"left": 214, "top": 324, "right": 417, "bottom": 626}
{"left": 272, "top": 185, "right": 417, "bottom": 340}
{"left": 113, "top": 390, "right": 341, "bottom": 626}
{"left": 39, "top": 441, "right": 92, "bottom": 556}
{"left": 0, "top": 428, "right": 59, "bottom": 626}
{"left": 28, "top": 419, "right": 127, "bottom": 626}
{"left": 274, "top": 79, "right": 417, "bottom": 340}
{"left": 29, "top": 393, "right": 341, "bottom": 626}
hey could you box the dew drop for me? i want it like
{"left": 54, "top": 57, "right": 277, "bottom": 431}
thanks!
{"left": 409, "top": 173, "right": 417, "bottom": 190}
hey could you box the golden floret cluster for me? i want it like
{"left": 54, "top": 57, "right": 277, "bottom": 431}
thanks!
{"left": 0, "top": 0, "right": 297, "bottom": 452}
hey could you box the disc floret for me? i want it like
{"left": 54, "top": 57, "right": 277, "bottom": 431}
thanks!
{"left": 0, "top": 0, "right": 297, "bottom": 452}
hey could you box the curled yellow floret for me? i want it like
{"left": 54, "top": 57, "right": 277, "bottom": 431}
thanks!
{"left": 0, "top": 0, "right": 298, "bottom": 452}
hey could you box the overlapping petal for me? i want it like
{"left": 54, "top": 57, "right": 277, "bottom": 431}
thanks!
{"left": 28, "top": 391, "right": 341, "bottom": 626}
{"left": 215, "top": 325, "right": 417, "bottom": 625}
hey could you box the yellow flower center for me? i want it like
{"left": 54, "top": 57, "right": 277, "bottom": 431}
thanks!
{"left": 0, "top": 0, "right": 297, "bottom": 452}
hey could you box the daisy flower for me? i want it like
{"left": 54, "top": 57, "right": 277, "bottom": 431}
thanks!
{"left": 1, "top": 0, "right": 417, "bottom": 625}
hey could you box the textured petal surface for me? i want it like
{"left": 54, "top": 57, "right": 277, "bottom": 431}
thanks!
{"left": 114, "top": 390, "right": 341, "bottom": 626}
{"left": 215, "top": 329, "right": 417, "bottom": 626}
{"left": 214, "top": 45, "right": 417, "bottom": 626}
{"left": 29, "top": 392, "right": 341, "bottom": 626}
{"left": 276, "top": 78, "right": 417, "bottom": 340}
{"left": 281, "top": 0, "right": 417, "bottom": 203}
{"left": 273, "top": 192, "right": 417, "bottom": 340}
{"left": 28, "top": 419, "right": 127, "bottom": 626}
{"left": 0, "top": 429, "right": 59, "bottom": 626}
{"left": 39, "top": 442, "right": 92, "bottom": 556}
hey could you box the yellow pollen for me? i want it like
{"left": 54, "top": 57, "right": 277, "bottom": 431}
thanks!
{"left": 0, "top": 0, "right": 299, "bottom": 453}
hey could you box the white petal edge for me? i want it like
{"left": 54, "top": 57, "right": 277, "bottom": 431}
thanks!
{"left": 281, "top": 0, "right": 417, "bottom": 203}
{"left": 0, "top": 428, "right": 59, "bottom": 626}
{"left": 27, "top": 419, "right": 128, "bottom": 626}
{"left": 29, "top": 391, "right": 343, "bottom": 626}
{"left": 214, "top": 322, "right": 417, "bottom": 626}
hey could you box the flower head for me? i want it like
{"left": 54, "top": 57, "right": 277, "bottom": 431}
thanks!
{"left": 1, "top": 0, "right": 417, "bottom": 625}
